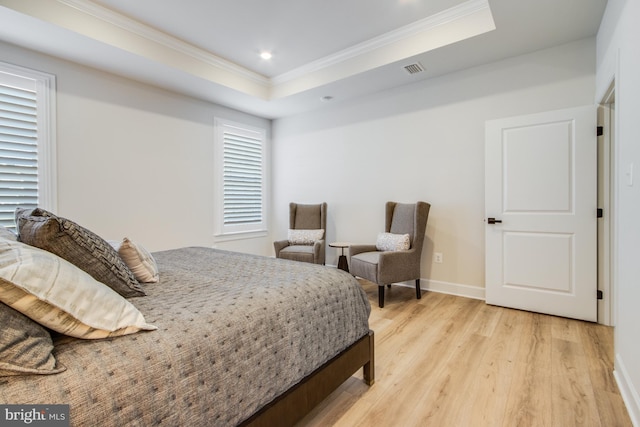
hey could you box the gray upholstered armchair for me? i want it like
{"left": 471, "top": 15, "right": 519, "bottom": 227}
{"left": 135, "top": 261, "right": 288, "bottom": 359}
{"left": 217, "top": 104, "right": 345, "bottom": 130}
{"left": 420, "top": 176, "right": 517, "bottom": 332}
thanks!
{"left": 349, "top": 201, "right": 430, "bottom": 308}
{"left": 274, "top": 202, "right": 327, "bottom": 265}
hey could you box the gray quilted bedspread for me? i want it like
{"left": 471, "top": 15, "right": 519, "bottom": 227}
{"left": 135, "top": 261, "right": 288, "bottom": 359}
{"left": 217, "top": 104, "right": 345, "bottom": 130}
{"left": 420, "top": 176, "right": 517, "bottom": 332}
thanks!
{"left": 0, "top": 247, "right": 371, "bottom": 426}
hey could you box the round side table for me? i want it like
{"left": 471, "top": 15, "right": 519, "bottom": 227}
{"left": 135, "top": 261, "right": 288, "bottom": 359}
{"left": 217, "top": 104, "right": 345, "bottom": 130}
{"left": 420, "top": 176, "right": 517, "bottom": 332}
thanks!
{"left": 329, "top": 242, "right": 350, "bottom": 272}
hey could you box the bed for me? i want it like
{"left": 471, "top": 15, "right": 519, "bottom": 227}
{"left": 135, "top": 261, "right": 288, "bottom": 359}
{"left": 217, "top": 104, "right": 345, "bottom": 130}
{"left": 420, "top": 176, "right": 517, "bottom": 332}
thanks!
{"left": 1, "top": 239, "right": 373, "bottom": 426}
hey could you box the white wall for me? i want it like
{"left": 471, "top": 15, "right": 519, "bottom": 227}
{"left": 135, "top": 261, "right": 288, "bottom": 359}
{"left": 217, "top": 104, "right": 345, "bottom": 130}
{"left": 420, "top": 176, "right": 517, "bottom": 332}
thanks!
{"left": 272, "top": 38, "right": 596, "bottom": 297}
{"left": 0, "top": 41, "right": 272, "bottom": 255}
{"left": 597, "top": 0, "right": 640, "bottom": 424}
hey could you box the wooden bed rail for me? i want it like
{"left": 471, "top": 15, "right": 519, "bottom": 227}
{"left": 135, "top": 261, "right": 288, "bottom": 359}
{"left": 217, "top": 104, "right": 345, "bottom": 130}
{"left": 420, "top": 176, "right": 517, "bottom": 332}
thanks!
{"left": 241, "top": 330, "right": 375, "bottom": 427}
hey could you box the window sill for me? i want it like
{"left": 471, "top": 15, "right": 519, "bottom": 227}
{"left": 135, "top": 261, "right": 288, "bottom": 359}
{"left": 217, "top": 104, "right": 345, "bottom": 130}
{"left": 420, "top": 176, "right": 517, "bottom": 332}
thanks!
{"left": 214, "top": 229, "right": 268, "bottom": 243}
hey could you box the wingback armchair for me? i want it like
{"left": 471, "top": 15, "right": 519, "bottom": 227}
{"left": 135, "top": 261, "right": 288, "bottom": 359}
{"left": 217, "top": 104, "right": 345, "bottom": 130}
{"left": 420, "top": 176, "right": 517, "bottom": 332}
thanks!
{"left": 274, "top": 202, "right": 327, "bottom": 265}
{"left": 349, "top": 201, "right": 430, "bottom": 308}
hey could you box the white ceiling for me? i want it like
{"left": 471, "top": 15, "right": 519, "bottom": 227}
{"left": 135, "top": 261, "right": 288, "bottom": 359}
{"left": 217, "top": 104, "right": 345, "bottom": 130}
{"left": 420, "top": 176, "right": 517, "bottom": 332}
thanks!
{"left": 93, "top": 0, "right": 472, "bottom": 78}
{"left": 0, "top": 0, "right": 607, "bottom": 119}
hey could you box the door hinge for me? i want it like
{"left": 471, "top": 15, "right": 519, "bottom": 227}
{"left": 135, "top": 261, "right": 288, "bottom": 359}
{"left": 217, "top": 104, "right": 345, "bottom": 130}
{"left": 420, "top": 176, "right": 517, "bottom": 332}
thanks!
{"left": 597, "top": 208, "right": 603, "bottom": 218}
{"left": 597, "top": 290, "right": 603, "bottom": 300}
{"left": 597, "top": 126, "right": 604, "bottom": 136}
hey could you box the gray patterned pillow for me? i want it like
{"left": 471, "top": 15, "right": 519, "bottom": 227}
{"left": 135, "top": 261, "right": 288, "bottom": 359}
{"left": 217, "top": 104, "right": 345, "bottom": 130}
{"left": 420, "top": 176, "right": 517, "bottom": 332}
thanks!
{"left": 16, "top": 208, "right": 145, "bottom": 298}
{"left": 0, "top": 301, "right": 65, "bottom": 376}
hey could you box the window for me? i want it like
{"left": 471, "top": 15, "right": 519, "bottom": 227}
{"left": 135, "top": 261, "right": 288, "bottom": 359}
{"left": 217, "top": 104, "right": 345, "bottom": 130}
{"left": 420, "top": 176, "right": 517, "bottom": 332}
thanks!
{"left": 0, "top": 62, "right": 56, "bottom": 231}
{"left": 214, "top": 118, "right": 267, "bottom": 238}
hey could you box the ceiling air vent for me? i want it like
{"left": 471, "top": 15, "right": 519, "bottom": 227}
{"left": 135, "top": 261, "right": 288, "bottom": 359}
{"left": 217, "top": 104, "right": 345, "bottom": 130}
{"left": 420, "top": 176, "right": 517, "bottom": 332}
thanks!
{"left": 403, "top": 62, "right": 425, "bottom": 75}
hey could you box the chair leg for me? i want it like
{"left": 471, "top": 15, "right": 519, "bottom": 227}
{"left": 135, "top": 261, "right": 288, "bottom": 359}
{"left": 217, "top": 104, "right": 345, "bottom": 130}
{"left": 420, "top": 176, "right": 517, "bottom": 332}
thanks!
{"left": 378, "top": 285, "right": 385, "bottom": 308}
{"left": 416, "top": 279, "right": 422, "bottom": 299}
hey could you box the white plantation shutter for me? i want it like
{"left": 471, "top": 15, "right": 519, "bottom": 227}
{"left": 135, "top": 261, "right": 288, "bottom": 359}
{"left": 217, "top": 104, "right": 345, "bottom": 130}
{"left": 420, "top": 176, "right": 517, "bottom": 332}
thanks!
{"left": 215, "top": 118, "right": 267, "bottom": 236}
{"left": 0, "top": 63, "right": 56, "bottom": 231}
{"left": 223, "top": 131, "right": 263, "bottom": 225}
{"left": 0, "top": 84, "right": 38, "bottom": 226}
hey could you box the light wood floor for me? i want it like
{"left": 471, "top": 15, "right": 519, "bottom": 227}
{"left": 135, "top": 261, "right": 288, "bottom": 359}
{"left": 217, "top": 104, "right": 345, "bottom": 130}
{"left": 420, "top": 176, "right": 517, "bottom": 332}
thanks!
{"left": 296, "top": 280, "right": 632, "bottom": 427}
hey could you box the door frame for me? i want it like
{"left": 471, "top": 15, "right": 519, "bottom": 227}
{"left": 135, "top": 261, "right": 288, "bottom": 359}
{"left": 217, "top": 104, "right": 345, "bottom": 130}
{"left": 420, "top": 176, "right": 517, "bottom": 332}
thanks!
{"left": 598, "top": 82, "right": 616, "bottom": 326}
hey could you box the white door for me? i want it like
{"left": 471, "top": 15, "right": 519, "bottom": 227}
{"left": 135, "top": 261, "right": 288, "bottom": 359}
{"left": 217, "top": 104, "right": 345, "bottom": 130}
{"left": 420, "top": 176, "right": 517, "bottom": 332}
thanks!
{"left": 485, "top": 106, "right": 597, "bottom": 321}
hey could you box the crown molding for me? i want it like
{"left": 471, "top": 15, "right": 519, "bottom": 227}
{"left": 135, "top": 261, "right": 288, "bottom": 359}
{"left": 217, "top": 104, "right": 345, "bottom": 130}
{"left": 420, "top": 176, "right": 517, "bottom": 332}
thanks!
{"left": 271, "top": 0, "right": 492, "bottom": 85}
{"left": 57, "top": 0, "right": 490, "bottom": 91}
{"left": 42, "top": 0, "right": 491, "bottom": 99}
{"left": 57, "top": 0, "right": 270, "bottom": 87}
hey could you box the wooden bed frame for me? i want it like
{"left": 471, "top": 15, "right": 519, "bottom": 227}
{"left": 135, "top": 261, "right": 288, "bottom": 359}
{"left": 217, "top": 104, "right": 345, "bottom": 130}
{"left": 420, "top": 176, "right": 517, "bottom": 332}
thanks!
{"left": 241, "top": 330, "right": 375, "bottom": 427}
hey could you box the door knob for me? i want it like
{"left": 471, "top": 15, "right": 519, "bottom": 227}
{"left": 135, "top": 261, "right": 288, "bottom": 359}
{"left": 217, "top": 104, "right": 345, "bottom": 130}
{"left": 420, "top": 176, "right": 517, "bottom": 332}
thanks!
{"left": 487, "top": 217, "right": 502, "bottom": 224}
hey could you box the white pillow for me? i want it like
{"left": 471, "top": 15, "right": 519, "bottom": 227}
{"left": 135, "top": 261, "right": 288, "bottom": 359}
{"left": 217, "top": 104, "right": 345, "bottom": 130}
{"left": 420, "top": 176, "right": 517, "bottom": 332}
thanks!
{"left": 109, "top": 237, "right": 159, "bottom": 283}
{"left": 376, "top": 232, "right": 410, "bottom": 251}
{"left": 0, "top": 226, "right": 17, "bottom": 241}
{"left": 0, "top": 238, "right": 156, "bottom": 339}
{"left": 288, "top": 229, "right": 324, "bottom": 245}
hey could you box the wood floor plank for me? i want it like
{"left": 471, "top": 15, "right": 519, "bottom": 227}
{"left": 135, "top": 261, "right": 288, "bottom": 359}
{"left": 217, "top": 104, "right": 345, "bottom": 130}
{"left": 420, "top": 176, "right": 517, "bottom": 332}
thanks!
{"left": 551, "top": 315, "right": 582, "bottom": 343}
{"left": 551, "top": 337, "right": 601, "bottom": 426}
{"left": 296, "top": 284, "right": 632, "bottom": 427}
{"left": 592, "top": 388, "right": 634, "bottom": 427}
{"left": 343, "top": 291, "right": 482, "bottom": 426}
{"left": 409, "top": 333, "right": 490, "bottom": 427}
{"left": 501, "top": 313, "right": 554, "bottom": 427}
{"left": 579, "top": 323, "right": 618, "bottom": 392}
{"left": 463, "top": 301, "right": 503, "bottom": 338}
{"left": 452, "top": 308, "right": 524, "bottom": 426}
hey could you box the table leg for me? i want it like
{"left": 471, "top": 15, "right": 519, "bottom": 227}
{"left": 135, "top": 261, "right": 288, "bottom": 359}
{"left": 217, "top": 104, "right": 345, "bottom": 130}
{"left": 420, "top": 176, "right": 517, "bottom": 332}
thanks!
{"left": 337, "top": 255, "right": 349, "bottom": 272}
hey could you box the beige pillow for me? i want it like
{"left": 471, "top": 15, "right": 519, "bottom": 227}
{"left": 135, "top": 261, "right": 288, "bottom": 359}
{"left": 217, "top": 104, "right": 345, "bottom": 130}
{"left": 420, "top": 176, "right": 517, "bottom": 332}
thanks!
{"left": 0, "top": 238, "right": 156, "bottom": 339}
{"left": 288, "top": 229, "right": 324, "bottom": 245}
{"left": 376, "top": 232, "right": 410, "bottom": 251}
{"left": 0, "top": 226, "right": 17, "bottom": 241}
{"left": 109, "top": 238, "right": 159, "bottom": 283}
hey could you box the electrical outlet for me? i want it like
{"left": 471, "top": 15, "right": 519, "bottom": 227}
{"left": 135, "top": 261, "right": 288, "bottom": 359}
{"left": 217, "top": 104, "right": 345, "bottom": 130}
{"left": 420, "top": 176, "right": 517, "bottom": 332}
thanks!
{"left": 434, "top": 252, "right": 443, "bottom": 264}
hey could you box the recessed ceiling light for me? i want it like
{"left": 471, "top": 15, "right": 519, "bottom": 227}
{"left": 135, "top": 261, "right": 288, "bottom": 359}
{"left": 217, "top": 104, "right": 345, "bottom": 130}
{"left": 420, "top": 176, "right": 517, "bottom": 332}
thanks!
{"left": 260, "top": 51, "right": 272, "bottom": 60}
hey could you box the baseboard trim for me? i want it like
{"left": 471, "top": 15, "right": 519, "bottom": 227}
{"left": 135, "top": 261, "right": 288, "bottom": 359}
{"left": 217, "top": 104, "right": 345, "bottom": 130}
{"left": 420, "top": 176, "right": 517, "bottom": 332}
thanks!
{"left": 385, "top": 278, "right": 485, "bottom": 301}
{"left": 421, "top": 279, "right": 485, "bottom": 300}
{"left": 614, "top": 353, "right": 640, "bottom": 426}
{"left": 335, "top": 267, "right": 486, "bottom": 301}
